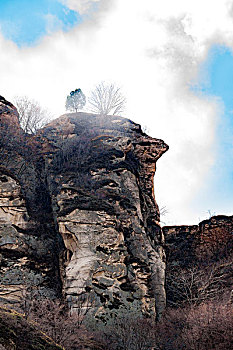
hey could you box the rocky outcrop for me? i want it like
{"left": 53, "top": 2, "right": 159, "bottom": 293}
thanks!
{"left": 0, "top": 172, "right": 62, "bottom": 307}
{"left": 0, "top": 96, "right": 19, "bottom": 127}
{"left": 0, "top": 97, "right": 168, "bottom": 320}
{"left": 163, "top": 215, "right": 233, "bottom": 306}
{"left": 163, "top": 215, "right": 233, "bottom": 264}
{"left": 0, "top": 97, "right": 66, "bottom": 309}
{"left": 42, "top": 113, "right": 168, "bottom": 320}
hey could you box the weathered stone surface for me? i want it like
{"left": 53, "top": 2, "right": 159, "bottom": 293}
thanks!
{"left": 41, "top": 113, "right": 168, "bottom": 320}
{"left": 0, "top": 99, "right": 63, "bottom": 308}
{"left": 0, "top": 170, "right": 63, "bottom": 307}
{"left": 0, "top": 98, "right": 168, "bottom": 320}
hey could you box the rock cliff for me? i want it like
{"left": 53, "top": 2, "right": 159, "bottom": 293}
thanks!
{"left": 163, "top": 215, "right": 233, "bottom": 306}
{"left": 0, "top": 96, "right": 168, "bottom": 321}
{"left": 163, "top": 215, "right": 233, "bottom": 264}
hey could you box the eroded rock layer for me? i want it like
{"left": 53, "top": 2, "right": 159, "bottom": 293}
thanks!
{"left": 0, "top": 97, "right": 168, "bottom": 320}
{"left": 163, "top": 215, "right": 233, "bottom": 264}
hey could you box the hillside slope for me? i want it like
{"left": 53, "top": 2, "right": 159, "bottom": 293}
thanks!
{"left": 0, "top": 307, "right": 62, "bottom": 350}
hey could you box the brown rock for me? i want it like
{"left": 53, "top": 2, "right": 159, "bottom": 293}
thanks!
{"left": 0, "top": 98, "right": 168, "bottom": 321}
{"left": 0, "top": 98, "right": 63, "bottom": 309}
{"left": 42, "top": 113, "right": 168, "bottom": 320}
{"left": 0, "top": 96, "right": 19, "bottom": 128}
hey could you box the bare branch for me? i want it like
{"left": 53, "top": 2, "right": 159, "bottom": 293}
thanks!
{"left": 14, "top": 96, "right": 50, "bottom": 134}
{"left": 88, "top": 82, "right": 126, "bottom": 116}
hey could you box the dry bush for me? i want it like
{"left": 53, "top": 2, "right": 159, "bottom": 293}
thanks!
{"left": 166, "top": 255, "right": 233, "bottom": 307}
{"left": 95, "top": 315, "right": 155, "bottom": 350}
{"left": 27, "top": 298, "right": 103, "bottom": 350}
{"left": 182, "top": 302, "right": 233, "bottom": 350}
{"left": 3, "top": 296, "right": 232, "bottom": 349}
{"left": 0, "top": 306, "right": 63, "bottom": 350}
{"left": 154, "top": 301, "right": 233, "bottom": 350}
{"left": 14, "top": 96, "right": 50, "bottom": 134}
{"left": 93, "top": 300, "right": 233, "bottom": 350}
{"left": 0, "top": 116, "right": 43, "bottom": 176}
{"left": 52, "top": 130, "right": 99, "bottom": 173}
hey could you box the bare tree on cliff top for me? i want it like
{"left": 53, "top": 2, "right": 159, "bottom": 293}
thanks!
{"left": 14, "top": 96, "right": 50, "bottom": 134}
{"left": 65, "top": 88, "right": 86, "bottom": 112}
{"left": 88, "top": 82, "right": 126, "bottom": 116}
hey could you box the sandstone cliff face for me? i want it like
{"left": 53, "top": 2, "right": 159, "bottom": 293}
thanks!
{"left": 0, "top": 97, "right": 168, "bottom": 320}
{"left": 42, "top": 113, "right": 168, "bottom": 320}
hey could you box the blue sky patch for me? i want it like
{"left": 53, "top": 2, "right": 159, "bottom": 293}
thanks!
{"left": 0, "top": 0, "right": 81, "bottom": 47}
{"left": 192, "top": 45, "right": 233, "bottom": 214}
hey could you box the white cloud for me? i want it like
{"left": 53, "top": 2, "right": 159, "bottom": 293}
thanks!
{"left": 60, "top": 0, "right": 106, "bottom": 15}
{"left": 44, "top": 14, "right": 64, "bottom": 34}
{"left": 1, "top": 0, "right": 233, "bottom": 224}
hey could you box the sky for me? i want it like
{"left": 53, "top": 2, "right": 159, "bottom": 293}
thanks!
{"left": 0, "top": 0, "right": 233, "bottom": 225}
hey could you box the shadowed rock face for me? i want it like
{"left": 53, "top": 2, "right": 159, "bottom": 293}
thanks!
{"left": 163, "top": 215, "right": 233, "bottom": 306}
{"left": 0, "top": 97, "right": 168, "bottom": 320}
{"left": 0, "top": 98, "right": 65, "bottom": 308}
{"left": 163, "top": 215, "right": 233, "bottom": 264}
{"left": 0, "top": 96, "right": 19, "bottom": 127}
{"left": 0, "top": 172, "right": 62, "bottom": 306}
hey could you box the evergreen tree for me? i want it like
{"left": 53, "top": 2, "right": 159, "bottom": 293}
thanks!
{"left": 65, "top": 89, "right": 86, "bottom": 112}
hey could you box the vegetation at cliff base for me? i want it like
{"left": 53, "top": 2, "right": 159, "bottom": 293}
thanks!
{"left": 0, "top": 307, "right": 63, "bottom": 350}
